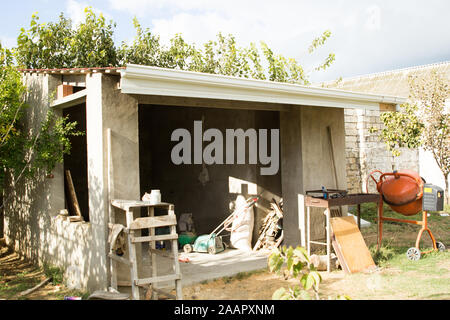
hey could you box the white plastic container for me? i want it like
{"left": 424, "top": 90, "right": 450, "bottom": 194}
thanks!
{"left": 149, "top": 190, "right": 161, "bottom": 205}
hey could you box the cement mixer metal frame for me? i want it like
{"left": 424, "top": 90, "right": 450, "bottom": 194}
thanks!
{"left": 377, "top": 207, "right": 438, "bottom": 255}
{"left": 368, "top": 170, "right": 443, "bottom": 260}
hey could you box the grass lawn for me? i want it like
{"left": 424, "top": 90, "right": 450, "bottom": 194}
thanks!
{"left": 354, "top": 202, "right": 450, "bottom": 251}
{"left": 183, "top": 204, "right": 450, "bottom": 300}
{"left": 1, "top": 204, "right": 449, "bottom": 300}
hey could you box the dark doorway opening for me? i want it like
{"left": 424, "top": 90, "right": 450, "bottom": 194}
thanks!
{"left": 63, "top": 103, "right": 89, "bottom": 221}
{"left": 138, "top": 104, "right": 282, "bottom": 239}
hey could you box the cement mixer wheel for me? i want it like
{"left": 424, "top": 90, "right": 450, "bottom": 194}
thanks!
{"left": 436, "top": 241, "right": 446, "bottom": 252}
{"left": 406, "top": 247, "right": 421, "bottom": 261}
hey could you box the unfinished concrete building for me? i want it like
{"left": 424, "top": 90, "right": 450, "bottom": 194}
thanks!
{"left": 3, "top": 64, "right": 405, "bottom": 292}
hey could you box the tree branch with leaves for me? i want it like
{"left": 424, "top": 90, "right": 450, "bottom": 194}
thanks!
{"left": 0, "top": 43, "right": 83, "bottom": 209}
{"left": 376, "top": 69, "right": 449, "bottom": 204}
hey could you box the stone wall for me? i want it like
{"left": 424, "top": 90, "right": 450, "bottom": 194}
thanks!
{"left": 344, "top": 108, "right": 419, "bottom": 193}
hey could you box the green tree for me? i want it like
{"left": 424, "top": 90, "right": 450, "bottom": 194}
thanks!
{"left": 15, "top": 9, "right": 335, "bottom": 85}
{"left": 121, "top": 20, "right": 334, "bottom": 85}
{"left": 0, "top": 43, "right": 82, "bottom": 208}
{"left": 15, "top": 12, "right": 73, "bottom": 69}
{"left": 16, "top": 8, "right": 118, "bottom": 69}
{"left": 377, "top": 70, "right": 449, "bottom": 204}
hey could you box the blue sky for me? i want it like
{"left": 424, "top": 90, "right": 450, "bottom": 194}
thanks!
{"left": 1, "top": 0, "right": 449, "bottom": 82}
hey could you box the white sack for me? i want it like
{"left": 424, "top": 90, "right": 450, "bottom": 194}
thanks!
{"left": 230, "top": 195, "right": 254, "bottom": 251}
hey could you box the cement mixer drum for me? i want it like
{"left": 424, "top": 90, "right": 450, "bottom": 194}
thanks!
{"left": 372, "top": 169, "right": 424, "bottom": 216}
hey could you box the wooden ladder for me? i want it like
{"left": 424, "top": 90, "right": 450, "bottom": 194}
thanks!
{"left": 109, "top": 200, "right": 182, "bottom": 300}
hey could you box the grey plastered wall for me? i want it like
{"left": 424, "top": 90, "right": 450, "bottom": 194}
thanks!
{"left": 3, "top": 73, "right": 140, "bottom": 292}
{"left": 301, "top": 106, "right": 347, "bottom": 246}
{"left": 280, "top": 108, "right": 303, "bottom": 247}
{"left": 98, "top": 74, "right": 141, "bottom": 286}
{"left": 279, "top": 106, "right": 347, "bottom": 248}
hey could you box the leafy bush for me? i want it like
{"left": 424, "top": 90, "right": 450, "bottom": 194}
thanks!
{"left": 269, "top": 246, "right": 351, "bottom": 300}
{"left": 43, "top": 264, "right": 64, "bottom": 285}
{"left": 268, "top": 246, "right": 322, "bottom": 300}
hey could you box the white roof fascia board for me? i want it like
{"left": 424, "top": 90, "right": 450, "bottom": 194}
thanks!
{"left": 120, "top": 64, "right": 406, "bottom": 110}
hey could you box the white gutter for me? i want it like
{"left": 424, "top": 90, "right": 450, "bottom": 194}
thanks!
{"left": 120, "top": 64, "right": 407, "bottom": 110}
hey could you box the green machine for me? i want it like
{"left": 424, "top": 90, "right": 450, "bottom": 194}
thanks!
{"left": 178, "top": 232, "right": 197, "bottom": 248}
{"left": 183, "top": 233, "right": 225, "bottom": 255}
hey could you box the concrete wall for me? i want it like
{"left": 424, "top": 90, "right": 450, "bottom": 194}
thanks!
{"left": 280, "top": 109, "right": 303, "bottom": 247}
{"left": 280, "top": 106, "right": 347, "bottom": 248}
{"left": 99, "top": 74, "right": 140, "bottom": 286}
{"left": 301, "top": 106, "right": 347, "bottom": 246}
{"left": 3, "top": 73, "right": 101, "bottom": 290}
{"left": 3, "top": 73, "right": 140, "bottom": 292}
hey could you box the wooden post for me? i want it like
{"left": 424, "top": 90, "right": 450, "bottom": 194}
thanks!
{"left": 106, "top": 128, "right": 117, "bottom": 291}
{"left": 126, "top": 209, "right": 140, "bottom": 300}
{"left": 169, "top": 205, "right": 183, "bottom": 300}
{"left": 148, "top": 207, "right": 158, "bottom": 300}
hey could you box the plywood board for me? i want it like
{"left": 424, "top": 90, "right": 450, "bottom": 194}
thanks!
{"left": 330, "top": 216, "right": 375, "bottom": 273}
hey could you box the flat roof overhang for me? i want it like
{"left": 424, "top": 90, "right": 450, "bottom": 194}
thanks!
{"left": 120, "top": 64, "right": 407, "bottom": 111}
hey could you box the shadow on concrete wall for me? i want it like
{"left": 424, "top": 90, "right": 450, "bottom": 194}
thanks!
{"left": 4, "top": 75, "right": 108, "bottom": 292}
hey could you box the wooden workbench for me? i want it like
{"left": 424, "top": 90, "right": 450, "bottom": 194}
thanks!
{"left": 305, "top": 193, "right": 380, "bottom": 272}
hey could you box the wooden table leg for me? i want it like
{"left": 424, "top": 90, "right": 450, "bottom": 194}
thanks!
{"left": 307, "top": 206, "right": 311, "bottom": 256}
{"left": 357, "top": 204, "right": 361, "bottom": 230}
{"left": 326, "top": 207, "right": 331, "bottom": 273}
{"left": 377, "top": 197, "right": 383, "bottom": 250}
{"left": 126, "top": 209, "right": 140, "bottom": 300}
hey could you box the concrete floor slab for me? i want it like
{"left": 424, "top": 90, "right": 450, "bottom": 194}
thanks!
{"left": 141, "top": 247, "right": 270, "bottom": 288}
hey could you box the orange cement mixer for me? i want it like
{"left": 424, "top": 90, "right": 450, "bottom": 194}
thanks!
{"left": 367, "top": 169, "right": 445, "bottom": 260}
{"left": 368, "top": 169, "right": 424, "bottom": 216}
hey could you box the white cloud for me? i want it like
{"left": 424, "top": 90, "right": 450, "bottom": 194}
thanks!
{"left": 107, "top": 0, "right": 450, "bottom": 82}
{"left": 108, "top": 0, "right": 209, "bottom": 16}
{"left": 66, "top": 0, "right": 112, "bottom": 26}
{"left": 0, "top": 36, "right": 16, "bottom": 49}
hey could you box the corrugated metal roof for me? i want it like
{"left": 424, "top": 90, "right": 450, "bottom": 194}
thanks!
{"left": 18, "top": 66, "right": 125, "bottom": 74}
{"left": 321, "top": 61, "right": 450, "bottom": 97}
